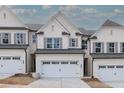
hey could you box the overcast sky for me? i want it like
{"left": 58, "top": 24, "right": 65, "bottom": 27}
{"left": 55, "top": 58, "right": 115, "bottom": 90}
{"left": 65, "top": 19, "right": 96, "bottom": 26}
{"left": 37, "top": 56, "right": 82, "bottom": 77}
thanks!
{"left": 8, "top": 5, "right": 124, "bottom": 30}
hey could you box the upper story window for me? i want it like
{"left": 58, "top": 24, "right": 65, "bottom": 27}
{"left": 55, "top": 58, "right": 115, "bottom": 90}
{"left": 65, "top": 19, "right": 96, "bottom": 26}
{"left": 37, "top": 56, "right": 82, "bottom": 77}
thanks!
{"left": 45, "top": 38, "right": 62, "bottom": 49}
{"left": 15, "top": 33, "right": 26, "bottom": 44}
{"left": 82, "top": 40, "right": 87, "bottom": 49}
{"left": 1, "top": 33, "right": 11, "bottom": 44}
{"left": 69, "top": 38, "right": 78, "bottom": 48}
{"left": 107, "top": 42, "right": 117, "bottom": 53}
{"left": 32, "top": 35, "right": 37, "bottom": 43}
{"left": 93, "top": 42, "right": 102, "bottom": 53}
{"left": 120, "top": 43, "right": 124, "bottom": 53}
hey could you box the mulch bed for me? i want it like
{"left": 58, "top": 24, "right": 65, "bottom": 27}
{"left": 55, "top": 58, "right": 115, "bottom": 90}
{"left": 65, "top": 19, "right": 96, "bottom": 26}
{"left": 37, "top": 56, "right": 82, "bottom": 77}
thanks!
{"left": 82, "top": 78, "right": 112, "bottom": 88}
{"left": 0, "top": 73, "right": 36, "bottom": 85}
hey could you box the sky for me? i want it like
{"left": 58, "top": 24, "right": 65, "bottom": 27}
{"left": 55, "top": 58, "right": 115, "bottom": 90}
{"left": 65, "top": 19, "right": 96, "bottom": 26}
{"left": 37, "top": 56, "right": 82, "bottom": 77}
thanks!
{"left": 8, "top": 5, "right": 124, "bottom": 30}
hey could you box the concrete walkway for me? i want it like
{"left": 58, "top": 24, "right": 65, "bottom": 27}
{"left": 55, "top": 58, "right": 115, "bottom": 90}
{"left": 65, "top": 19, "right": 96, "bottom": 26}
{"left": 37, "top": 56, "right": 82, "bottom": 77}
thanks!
{"left": 28, "top": 78, "right": 90, "bottom": 88}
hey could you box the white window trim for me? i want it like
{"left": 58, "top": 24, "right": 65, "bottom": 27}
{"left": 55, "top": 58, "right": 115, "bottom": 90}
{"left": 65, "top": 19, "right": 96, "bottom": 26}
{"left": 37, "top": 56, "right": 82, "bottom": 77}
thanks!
{"left": 15, "top": 33, "right": 24, "bottom": 44}
{"left": 69, "top": 38, "right": 78, "bottom": 48}
{"left": 1, "top": 33, "right": 9, "bottom": 44}
{"left": 94, "top": 42, "right": 102, "bottom": 53}
{"left": 46, "top": 38, "right": 61, "bottom": 49}
{"left": 107, "top": 42, "right": 115, "bottom": 53}
{"left": 32, "top": 35, "right": 37, "bottom": 43}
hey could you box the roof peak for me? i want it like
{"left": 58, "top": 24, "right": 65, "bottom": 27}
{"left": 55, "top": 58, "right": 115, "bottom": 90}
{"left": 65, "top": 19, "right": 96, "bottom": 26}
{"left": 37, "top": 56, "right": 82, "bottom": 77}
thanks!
{"left": 102, "top": 19, "right": 123, "bottom": 27}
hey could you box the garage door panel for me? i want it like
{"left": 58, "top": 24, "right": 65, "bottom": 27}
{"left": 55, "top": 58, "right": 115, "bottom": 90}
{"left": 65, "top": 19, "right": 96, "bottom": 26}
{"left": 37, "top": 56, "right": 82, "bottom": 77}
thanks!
{"left": 0, "top": 56, "right": 24, "bottom": 74}
{"left": 40, "top": 61, "right": 80, "bottom": 77}
{"left": 94, "top": 60, "right": 124, "bottom": 81}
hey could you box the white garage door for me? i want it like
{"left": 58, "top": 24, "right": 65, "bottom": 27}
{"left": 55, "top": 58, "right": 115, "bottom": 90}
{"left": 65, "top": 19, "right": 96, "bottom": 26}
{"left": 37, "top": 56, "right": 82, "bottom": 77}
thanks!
{"left": 40, "top": 61, "right": 80, "bottom": 77}
{"left": 97, "top": 65, "right": 124, "bottom": 81}
{"left": 0, "top": 56, "right": 24, "bottom": 74}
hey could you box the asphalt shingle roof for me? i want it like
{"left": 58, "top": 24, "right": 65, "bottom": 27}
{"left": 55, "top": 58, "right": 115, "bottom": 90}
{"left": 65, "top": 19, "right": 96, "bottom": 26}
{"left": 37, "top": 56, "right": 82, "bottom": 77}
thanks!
{"left": 102, "top": 19, "right": 123, "bottom": 27}
{"left": 78, "top": 28, "right": 96, "bottom": 36}
{"left": 26, "top": 24, "right": 44, "bottom": 31}
{"left": 0, "top": 44, "right": 29, "bottom": 49}
{"left": 35, "top": 49, "right": 85, "bottom": 54}
{"left": 91, "top": 53, "right": 124, "bottom": 59}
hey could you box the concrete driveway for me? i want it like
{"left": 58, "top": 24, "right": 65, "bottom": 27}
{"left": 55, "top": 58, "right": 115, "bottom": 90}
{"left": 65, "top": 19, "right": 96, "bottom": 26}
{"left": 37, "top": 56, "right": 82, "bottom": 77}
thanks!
{"left": 105, "top": 81, "right": 124, "bottom": 88}
{"left": 28, "top": 78, "right": 90, "bottom": 88}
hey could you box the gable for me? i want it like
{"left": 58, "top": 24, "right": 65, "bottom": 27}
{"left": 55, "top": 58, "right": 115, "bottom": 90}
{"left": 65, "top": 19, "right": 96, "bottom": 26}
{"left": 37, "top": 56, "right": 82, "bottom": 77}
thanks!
{"left": 0, "top": 6, "right": 27, "bottom": 27}
{"left": 91, "top": 27, "right": 124, "bottom": 42}
{"left": 37, "top": 11, "right": 82, "bottom": 36}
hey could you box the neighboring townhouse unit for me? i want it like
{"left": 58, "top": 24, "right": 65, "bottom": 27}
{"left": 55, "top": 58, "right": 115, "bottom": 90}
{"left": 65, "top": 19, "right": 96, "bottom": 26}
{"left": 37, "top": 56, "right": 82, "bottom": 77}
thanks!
{"left": 0, "top": 6, "right": 29, "bottom": 74}
{"left": 89, "top": 19, "right": 124, "bottom": 81}
{"left": 35, "top": 11, "right": 84, "bottom": 78}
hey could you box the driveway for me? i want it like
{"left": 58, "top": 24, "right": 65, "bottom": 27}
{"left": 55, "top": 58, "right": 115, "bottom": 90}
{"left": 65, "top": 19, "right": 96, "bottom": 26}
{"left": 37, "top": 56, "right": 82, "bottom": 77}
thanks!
{"left": 105, "top": 81, "right": 124, "bottom": 88}
{"left": 28, "top": 78, "right": 90, "bottom": 88}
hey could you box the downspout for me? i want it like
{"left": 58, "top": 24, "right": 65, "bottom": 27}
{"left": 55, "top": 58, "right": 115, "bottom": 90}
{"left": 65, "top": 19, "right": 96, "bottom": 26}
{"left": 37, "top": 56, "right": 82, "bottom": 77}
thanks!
{"left": 24, "top": 49, "right": 28, "bottom": 73}
{"left": 92, "top": 58, "right": 94, "bottom": 78}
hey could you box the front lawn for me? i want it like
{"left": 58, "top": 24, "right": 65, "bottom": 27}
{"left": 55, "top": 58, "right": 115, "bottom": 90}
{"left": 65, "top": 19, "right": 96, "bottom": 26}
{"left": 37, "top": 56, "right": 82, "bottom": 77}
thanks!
{"left": 0, "top": 74, "right": 36, "bottom": 85}
{"left": 82, "top": 78, "right": 112, "bottom": 88}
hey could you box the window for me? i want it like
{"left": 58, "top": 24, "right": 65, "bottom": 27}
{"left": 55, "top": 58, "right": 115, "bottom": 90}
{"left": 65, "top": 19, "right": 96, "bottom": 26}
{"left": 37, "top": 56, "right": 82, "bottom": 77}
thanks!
{"left": 2, "top": 33, "right": 9, "bottom": 44}
{"left": 107, "top": 65, "right": 115, "bottom": 68}
{"left": 121, "top": 43, "right": 124, "bottom": 53}
{"left": 70, "top": 61, "right": 78, "bottom": 64}
{"left": 61, "top": 61, "right": 68, "bottom": 64}
{"left": 54, "top": 38, "right": 60, "bottom": 48}
{"left": 46, "top": 38, "right": 62, "bottom": 49}
{"left": 69, "top": 38, "right": 78, "bottom": 48}
{"left": 82, "top": 40, "right": 87, "bottom": 49}
{"left": 3, "top": 57, "right": 11, "bottom": 60}
{"left": 52, "top": 61, "right": 59, "bottom": 64}
{"left": 32, "top": 35, "right": 37, "bottom": 43}
{"left": 107, "top": 43, "right": 115, "bottom": 53}
{"left": 95, "top": 42, "right": 101, "bottom": 53}
{"left": 116, "top": 65, "right": 123, "bottom": 68}
{"left": 15, "top": 33, "right": 25, "bottom": 44}
{"left": 12, "top": 57, "right": 20, "bottom": 60}
{"left": 99, "top": 65, "right": 106, "bottom": 69}
{"left": 42, "top": 61, "right": 50, "bottom": 64}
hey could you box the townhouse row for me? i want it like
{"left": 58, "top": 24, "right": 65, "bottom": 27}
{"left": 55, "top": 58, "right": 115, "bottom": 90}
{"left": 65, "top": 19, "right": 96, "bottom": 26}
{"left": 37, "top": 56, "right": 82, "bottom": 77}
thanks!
{"left": 0, "top": 6, "right": 124, "bottom": 81}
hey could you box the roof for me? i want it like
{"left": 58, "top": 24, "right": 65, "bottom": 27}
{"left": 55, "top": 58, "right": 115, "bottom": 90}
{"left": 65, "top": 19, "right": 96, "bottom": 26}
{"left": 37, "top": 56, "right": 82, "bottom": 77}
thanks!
{"left": 35, "top": 49, "right": 85, "bottom": 54}
{"left": 78, "top": 28, "right": 96, "bottom": 36}
{"left": 91, "top": 53, "right": 124, "bottom": 59}
{"left": 37, "top": 11, "right": 82, "bottom": 35}
{"left": 102, "top": 19, "right": 123, "bottom": 27}
{"left": 0, "top": 44, "right": 29, "bottom": 49}
{"left": 26, "top": 24, "right": 44, "bottom": 31}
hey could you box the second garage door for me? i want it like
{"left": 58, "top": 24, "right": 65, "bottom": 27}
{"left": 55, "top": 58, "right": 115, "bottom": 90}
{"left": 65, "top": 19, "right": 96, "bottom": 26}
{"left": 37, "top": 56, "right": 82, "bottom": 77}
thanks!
{"left": 0, "top": 56, "right": 24, "bottom": 74}
{"left": 40, "top": 61, "right": 81, "bottom": 77}
{"left": 95, "top": 65, "right": 124, "bottom": 81}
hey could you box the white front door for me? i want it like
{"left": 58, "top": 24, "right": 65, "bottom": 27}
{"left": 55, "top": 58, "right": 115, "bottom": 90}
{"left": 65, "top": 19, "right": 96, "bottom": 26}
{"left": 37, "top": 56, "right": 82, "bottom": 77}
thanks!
{"left": 40, "top": 61, "right": 80, "bottom": 77}
{"left": 0, "top": 56, "right": 24, "bottom": 74}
